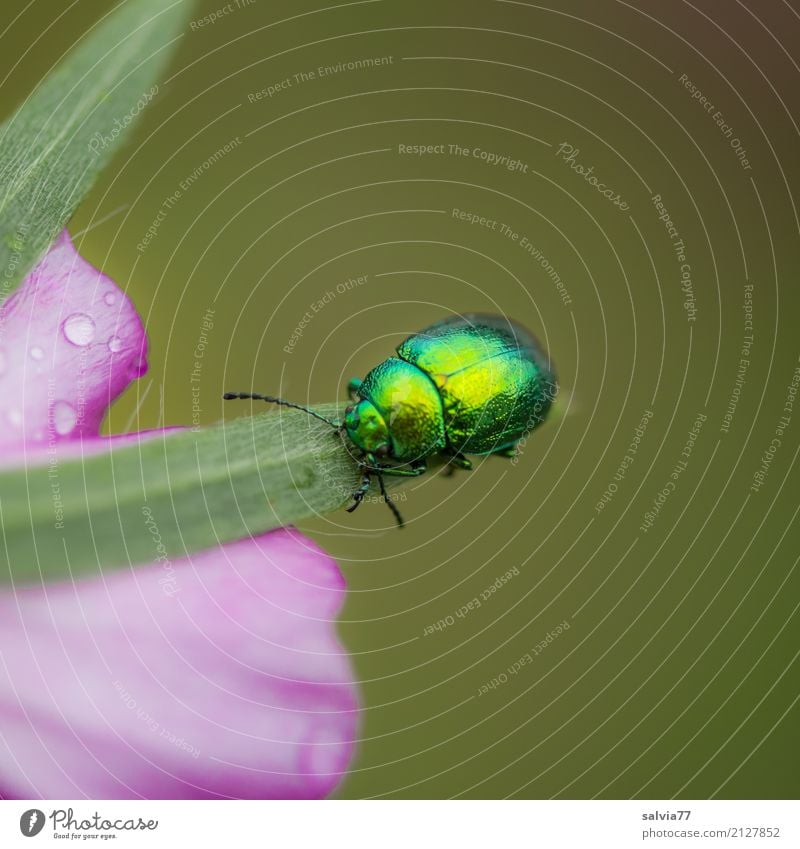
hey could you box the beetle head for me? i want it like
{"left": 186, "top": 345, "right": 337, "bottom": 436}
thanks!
{"left": 344, "top": 399, "right": 391, "bottom": 457}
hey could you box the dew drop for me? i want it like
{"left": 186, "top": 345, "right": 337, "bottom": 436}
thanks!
{"left": 30, "top": 346, "right": 44, "bottom": 361}
{"left": 108, "top": 335, "right": 123, "bottom": 353}
{"left": 103, "top": 292, "right": 117, "bottom": 306}
{"left": 52, "top": 400, "right": 77, "bottom": 436}
{"left": 0, "top": 348, "right": 6, "bottom": 375}
{"left": 63, "top": 313, "right": 96, "bottom": 346}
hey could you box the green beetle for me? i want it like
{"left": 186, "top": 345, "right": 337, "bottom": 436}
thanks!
{"left": 224, "top": 313, "right": 557, "bottom": 526}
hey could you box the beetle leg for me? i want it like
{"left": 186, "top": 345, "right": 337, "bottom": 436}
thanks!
{"left": 375, "top": 472, "right": 405, "bottom": 527}
{"left": 347, "top": 378, "right": 363, "bottom": 400}
{"left": 346, "top": 468, "right": 372, "bottom": 513}
{"left": 345, "top": 461, "right": 407, "bottom": 526}
{"left": 373, "top": 462, "right": 426, "bottom": 477}
{"left": 493, "top": 445, "right": 518, "bottom": 459}
{"left": 453, "top": 454, "right": 473, "bottom": 470}
{"left": 441, "top": 451, "right": 473, "bottom": 474}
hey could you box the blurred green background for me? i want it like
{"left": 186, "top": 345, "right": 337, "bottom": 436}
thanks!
{"left": 3, "top": 0, "right": 798, "bottom": 798}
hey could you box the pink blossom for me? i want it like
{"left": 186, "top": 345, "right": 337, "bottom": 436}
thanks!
{"left": 0, "top": 230, "right": 146, "bottom": 449}
{"left": 0, "top": 232, "right": 357, "bottom": 798}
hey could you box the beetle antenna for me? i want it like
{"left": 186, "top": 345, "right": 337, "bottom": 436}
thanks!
{"left": 376, "top": 472, "right": 405, "bottom": 528}
{"left": 223, "top": 392, "right": 340, "bottom": 428}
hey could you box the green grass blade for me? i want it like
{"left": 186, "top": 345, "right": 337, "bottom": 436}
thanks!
{"left": 0, "top": 406, "right": 404, "bottom": 586}
{"left": 0, "top": 0, "right": 193, "bottom": 303}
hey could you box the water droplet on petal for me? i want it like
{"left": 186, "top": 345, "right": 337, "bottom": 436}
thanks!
{"left": 30, "top": 346, "right": 44, "bottom": 361}
{"left": 107, "top": 335, "right": 123, "bottom": 353}
{"left": 0, "top": 348, "right": 6, "bottom": 375}
{"left": 7, "top": 409, "right": 21, "bottom": 427}
{"left": 52, "top": 401, "right": 77, "bottom": 436}
{"left": 63, "top": 313, "right": 96, "bottom": 346}
{"left": 103, "top": 292, "right": 117, "bottom": 306}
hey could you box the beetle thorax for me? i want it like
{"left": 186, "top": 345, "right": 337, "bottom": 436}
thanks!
{"left": 347, "top": 358, "right": 448, "bottom": 463}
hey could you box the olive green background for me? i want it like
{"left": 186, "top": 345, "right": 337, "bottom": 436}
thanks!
{"left": 3, "top": 0, "right": 798, "bottom": 799}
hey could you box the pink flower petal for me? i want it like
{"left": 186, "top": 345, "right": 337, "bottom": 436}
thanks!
{"left": 0, "top": 230, "right": 147, "bottom": 449}
{"left": 0, "top": 528, "right": 358, "bottom": 799}
{"left": 0, "top": 231, "right": 357, "bottom": 798}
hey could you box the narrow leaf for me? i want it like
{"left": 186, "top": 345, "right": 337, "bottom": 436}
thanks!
{"left": 0, "top": 0, "right": 193, "bottom": 302}
{"left": 0, "top": 406, "right": 406, "bottom": 585}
